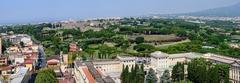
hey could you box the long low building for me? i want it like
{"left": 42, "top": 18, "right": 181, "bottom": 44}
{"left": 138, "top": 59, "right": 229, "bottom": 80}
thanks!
{"left": 150, "top": 51, "right": 240, "bottom": 83}
{"left": 74, "top": 51, "right": 240, "bottom": 83}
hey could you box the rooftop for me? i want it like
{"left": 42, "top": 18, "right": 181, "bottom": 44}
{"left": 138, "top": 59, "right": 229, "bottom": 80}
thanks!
{"left": 10, "top": 67, "right": 29, "bottom": 83}
{"left": 24, "top": 59, "right": 35, "bottom": 64}
{"left": 231, "top": 35, "right": 240, "bottom": 40}
{"left": 150, "top": 51, "right": 169, "bottom": 58}
{"left": 169, "top": 52, "right": 203, "bottom": 59}
{"left": 92, "top": 60, "right": 121, "bottom": 65}
{"left": 204, "top": 53, "right": 239, "bottom": 64}
{"left": 0, "top": 66, "right": 15, "bottom": 71}
{"left": 74, "top": 60, "right": 85, "bottom": 67}
{"left": 116, "top": 56, "right": 135, "bottom": 61}
{"left": 82, "top": 68, "right": 95, "bottom": 83}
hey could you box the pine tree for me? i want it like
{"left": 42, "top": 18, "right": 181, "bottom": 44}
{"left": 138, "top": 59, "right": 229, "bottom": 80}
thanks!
{"left": 146, "top": 68, "right": 157, "bottom": 83}
{"left": 160, "top": 70, "right": 172, "bottom": 83}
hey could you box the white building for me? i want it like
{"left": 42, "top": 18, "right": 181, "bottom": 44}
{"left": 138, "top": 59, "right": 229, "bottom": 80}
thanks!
{"left": 116, "top": 56, "right": 136, "bottom": 70}
{"left": 74, "top": 51, "right": 240, "bottom": 83}
{"left": 93, "top": 60, "right": 122, "bottom": 73}
{"left": 150, "top": 51, "right": 240, "bottom": 83}
{"left": 203, "top": 53, "right": 240, "bottom": 83}
{"left": 150, "top": 51, "right": 169, "bottom": 70}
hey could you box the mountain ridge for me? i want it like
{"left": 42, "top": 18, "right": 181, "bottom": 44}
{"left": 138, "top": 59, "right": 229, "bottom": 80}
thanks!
{"left": 179, "top": 2, "right": 240, "bottom": 17}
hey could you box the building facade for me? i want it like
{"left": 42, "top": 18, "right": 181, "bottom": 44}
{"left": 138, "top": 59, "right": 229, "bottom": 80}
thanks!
{"left": 74, "top": 51, "right": 240, "bottom": 83}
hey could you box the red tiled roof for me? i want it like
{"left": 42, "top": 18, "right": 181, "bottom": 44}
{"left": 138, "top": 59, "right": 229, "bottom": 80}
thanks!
{"left": 0, "top": 57, "right": 7, "bottom": 60}
{"left": 30, "top": 54, "right": 38, "bottom": 59}
{"left": 0, "top": 66, "right": 14, "bottom": 71}
{"left": 82, "top": 68, "right": 95, "bottom": 83}
{"left": 47, "top": 59, "right": 60, "bottom": 65}
{"left": 47, "top": 62, "right": 59, "bottom": 65}
{"left": 69, "top": 43, "right": 78, "bottom": 52}
{"left": 58, "top": 79, "right": 75, "bottom": 83}
{"left": 24, "top": 59, "right": 34, "bottom": 64}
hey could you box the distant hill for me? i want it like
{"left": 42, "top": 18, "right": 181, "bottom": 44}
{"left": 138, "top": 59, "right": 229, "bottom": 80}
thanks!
{"left": 181, "top": 2, "right": 240, "bottom": 17}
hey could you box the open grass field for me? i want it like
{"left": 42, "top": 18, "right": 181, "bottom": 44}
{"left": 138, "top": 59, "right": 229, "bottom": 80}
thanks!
{"left": 143, "top": 34, "right": 177, "bottom": 41}
{"left": 128, "top": 34, "right": 178, "bottom": 41}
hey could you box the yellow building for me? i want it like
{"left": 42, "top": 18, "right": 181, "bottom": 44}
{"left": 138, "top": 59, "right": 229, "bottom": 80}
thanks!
{"left": 24, "top": 59, "right": 35, "bottom": 71}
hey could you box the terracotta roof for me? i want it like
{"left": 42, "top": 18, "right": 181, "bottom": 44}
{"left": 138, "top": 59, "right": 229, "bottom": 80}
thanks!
{"left": 24, "top": 59, "right": 35, "bottom": 64}
{"left": 47, "top": 55, "right": 60, "bottom": 61}
{"left": 0, "top": 66, "right": 14, "bottom": 71}
{"left": 47, "top": 61, "right": 59, "bottom": 65}
{"left": 30, "top": 54, "right": 38, "bottom": 59}
{"left": 82, "top": 68, "right": 95, "bottom": 83}
{"left": 0, "top": 57, "right": 7, "bottom": 60}
{"left": 58, "top": 79, "right": 75, "bottom": 83}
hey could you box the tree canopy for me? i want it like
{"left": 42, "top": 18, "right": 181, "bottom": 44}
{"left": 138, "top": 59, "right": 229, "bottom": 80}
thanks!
{"left": 35, "top": 69, "right": 57, "bottom": 83}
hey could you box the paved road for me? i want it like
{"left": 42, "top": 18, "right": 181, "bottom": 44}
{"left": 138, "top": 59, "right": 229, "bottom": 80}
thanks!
{"left": 37, "top": 45, "right": 46, "bottom": 68}
{"left": 28, "top": 45, "right": 46, "bottom": 83}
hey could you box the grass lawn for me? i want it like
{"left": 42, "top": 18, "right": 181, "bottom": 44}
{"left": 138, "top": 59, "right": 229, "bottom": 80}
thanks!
{"left": 143, "top": 34, "right": 177, "bottom": 41}
{"left": 128, "top": 34, "right": 178, "bottom": 41}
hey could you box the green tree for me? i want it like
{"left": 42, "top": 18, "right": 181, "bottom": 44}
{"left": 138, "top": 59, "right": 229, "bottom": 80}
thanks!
{"left": 216, "top": 64, "right": 230, "bottom": 83}
{"left": 188, "top": 58, "right": 210, "bottom": 83}
{"left": 20, "top": 41, "right": 24, "bottom": 47}
{"left": 136, "top": 64, "right": 145, "bottom": 83}
{"left": 208, "top": 64, "right": 230, "bottom": 83}
{"left": 121, "top": 65, "right": 129, "bottom": 83}
{"left": 135, "top": 36, "right": 144, "bottom": 44}
{"left": 133, "top": 44, "right": 154, "bottom": 52}
{"left": 146, "top": 68, "right": 157, "bottom": 83}
{"left": 172, "top": 62, "right": 184, "bottom": 82}
{"left": 160, "top": 70, "right": 172, "bottom": 83}
{"left": 85, "top": 48, "right": 95, "bottom": 60}
{"left": 35, "top": 69, "right": 57, "bottom": 83}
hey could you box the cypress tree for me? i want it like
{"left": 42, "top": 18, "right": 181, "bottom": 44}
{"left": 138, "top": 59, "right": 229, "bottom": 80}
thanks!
{"left": 136, "top": 66, "right": 145, "bottom": 83}
{"left": 139, "top": 64, "right": 145, "bottom": 83}
{"left": 160, "top": 70, "right": 172, "bottom": 83}
{"left": 125, "top": 66, "right": 130, "bottom": 83}
{"left": 146, "top": 68, "right": 157, "bottom": 83}
{"left": 130, "top": 66, "right": 135, "bottom": 83}
{"left": 121, "top": 65, "right": 129, "bottom": 83}
{"left": 121, "top": 65, "right": 125, "bottom": 82}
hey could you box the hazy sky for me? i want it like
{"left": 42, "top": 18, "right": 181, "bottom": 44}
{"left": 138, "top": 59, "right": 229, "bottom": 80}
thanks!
{"left": 0, "top": 0, "right": 239, "bottom": 24}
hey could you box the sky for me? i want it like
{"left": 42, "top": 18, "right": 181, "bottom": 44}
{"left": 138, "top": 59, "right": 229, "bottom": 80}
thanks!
{"left": 0, "top": 0, "right": 239, "bottom": 24}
